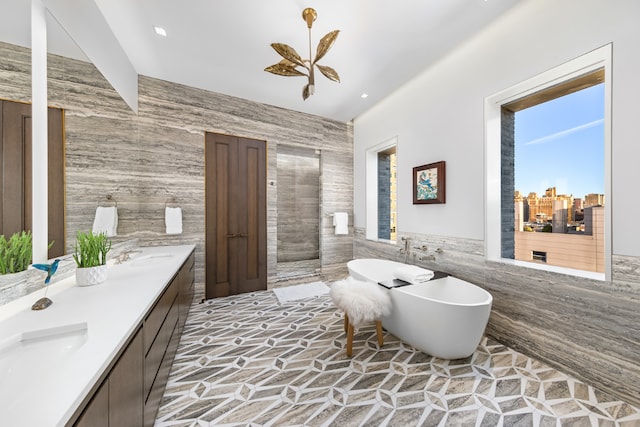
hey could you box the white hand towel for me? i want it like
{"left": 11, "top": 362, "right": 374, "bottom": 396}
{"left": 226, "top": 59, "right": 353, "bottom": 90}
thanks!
{"left": 165, "top": 206, "right": 183, "bottom": 235}
{"left": 393, "top": 265, "right": 434, "bottom": 284}
{"left": 92, "top": 206, "right": 118, "bottom": 237}
{"left": 333, "top": 212, "right": 349, "bottom": 235}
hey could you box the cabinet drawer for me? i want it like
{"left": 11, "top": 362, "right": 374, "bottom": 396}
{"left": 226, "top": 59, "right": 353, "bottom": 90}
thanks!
{"left": 185, "top": 252, "right": 195, "bottom": 273}
{"left": 109, "top": 328, "right": 144, "bottom": 427}
{"left": 187, "top": 267, "right": 195, "bottom": 290}
{"left": 144, "top": 291, "right": 179, "bottom": 400}
{"left": 74, "top": 381, "right": 108, "bottom": 427}
{"left": 144, "top": 315, "right": 181, "bottom": 427}
{"left": 74, "top": 328, "right": 143, "bottom": 427}
{"left": 184, "top": 253, "right": 195, "bottom": 293}
{"left": 144, "top": 276, "right": 178, "bottom": 354}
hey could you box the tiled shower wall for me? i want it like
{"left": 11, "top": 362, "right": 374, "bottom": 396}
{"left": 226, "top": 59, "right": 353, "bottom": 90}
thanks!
{"left": 0, "top": 41, "right": 353, "bottom": 297}
{"left": 353, "top": 228, "right": 640, "bottom": 408}
{"left": 277, "top": 146, "right": 321, "bottom": 263}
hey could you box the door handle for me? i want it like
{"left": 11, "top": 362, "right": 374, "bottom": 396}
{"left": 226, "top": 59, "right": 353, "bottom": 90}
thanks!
{"left": 238, "top": 233, "right": 248, "bottom": 238}
{"left": 226, "top": 234, "right": 237, "bottom": 238}
{"left": 226, "top": 233, "right": 248, "bottom": 238}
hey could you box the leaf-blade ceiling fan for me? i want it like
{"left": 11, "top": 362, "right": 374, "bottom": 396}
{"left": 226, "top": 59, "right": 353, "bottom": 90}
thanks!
{"left": 265, "top": 8, "right": 340, "bottom": 100}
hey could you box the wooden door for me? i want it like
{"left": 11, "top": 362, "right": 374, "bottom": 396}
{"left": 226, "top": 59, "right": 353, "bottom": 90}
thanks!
{"left": 205, "top": 132, "right": 266, "bottom": 298}
{"left": 0, "top": 100, "right": 65, "bottom": 258}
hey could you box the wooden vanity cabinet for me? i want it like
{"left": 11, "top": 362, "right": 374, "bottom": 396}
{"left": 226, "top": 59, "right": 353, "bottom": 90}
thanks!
{"left": 71, "top": 250, "right": 195, "bottom": 427}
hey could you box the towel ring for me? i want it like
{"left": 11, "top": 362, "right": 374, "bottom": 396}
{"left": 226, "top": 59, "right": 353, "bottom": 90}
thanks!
{"left": 165, "top": 196, "right": 179, "bottom": 208}
{"left": 98, "top": 194, "right": 117, "bottom": 207}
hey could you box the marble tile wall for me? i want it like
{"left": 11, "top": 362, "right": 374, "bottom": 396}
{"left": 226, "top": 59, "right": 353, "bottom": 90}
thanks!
{"left": 0, "top": 41, "right": 353, "bottom": 301}
{"left": 353, "top": 227, "right": 640, "bottom": 408}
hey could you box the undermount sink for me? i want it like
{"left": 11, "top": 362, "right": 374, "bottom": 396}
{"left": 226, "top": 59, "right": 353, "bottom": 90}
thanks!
{"left": 129, "top": 253, "right": 175, "bottom": 267}
{"left": 0, "top": 322, "right": 88, "bottom": 397}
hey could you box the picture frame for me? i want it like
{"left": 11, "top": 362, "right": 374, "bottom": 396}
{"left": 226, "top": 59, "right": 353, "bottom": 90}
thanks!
{"left": 413, "top": 161, "right": 446, "bottom": 204}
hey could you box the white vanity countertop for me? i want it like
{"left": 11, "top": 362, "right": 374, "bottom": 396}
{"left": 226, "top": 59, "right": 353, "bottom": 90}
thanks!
{"left": 0, "top": 244, "right": 195, "bottom": 427}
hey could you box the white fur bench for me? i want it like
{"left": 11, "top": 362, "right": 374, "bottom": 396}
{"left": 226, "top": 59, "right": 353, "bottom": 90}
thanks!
{"left": 330, "top": 277, "right": 392, "bottom": 356}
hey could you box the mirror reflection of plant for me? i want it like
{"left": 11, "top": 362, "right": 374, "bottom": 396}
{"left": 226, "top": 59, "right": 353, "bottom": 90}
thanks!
{"left": 0, "top": 231, "right": 33, "bottom": 274}
{"left": 73, "top": 231, "right": 112, "bottom": 268}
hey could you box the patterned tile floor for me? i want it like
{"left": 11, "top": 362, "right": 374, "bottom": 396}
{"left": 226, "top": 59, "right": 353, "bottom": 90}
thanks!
{"left": 156, "top": 289, "right": 640, "bottom": 426}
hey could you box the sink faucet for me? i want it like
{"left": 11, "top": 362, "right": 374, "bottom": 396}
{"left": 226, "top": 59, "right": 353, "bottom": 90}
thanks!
{"left": 115, "top": 250, "right": 141, "bottom": 264}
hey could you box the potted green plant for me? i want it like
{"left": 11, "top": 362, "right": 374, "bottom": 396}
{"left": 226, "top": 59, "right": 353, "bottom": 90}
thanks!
{"left": 73, "top": 231, "right": 112, "bottom": 286}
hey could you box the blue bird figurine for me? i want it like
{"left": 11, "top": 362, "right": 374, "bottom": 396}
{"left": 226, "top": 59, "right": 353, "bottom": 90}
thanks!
{"left": 31, "top": 259, "right": 61, "bottom": 310}
{"left": 33, "top": 259, "right": 61, "bottom": 284}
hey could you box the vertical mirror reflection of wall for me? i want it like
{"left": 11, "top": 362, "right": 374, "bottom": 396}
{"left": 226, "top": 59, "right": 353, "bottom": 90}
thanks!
{"left": 276, "top": 145, "right": 321, "bottom": 279}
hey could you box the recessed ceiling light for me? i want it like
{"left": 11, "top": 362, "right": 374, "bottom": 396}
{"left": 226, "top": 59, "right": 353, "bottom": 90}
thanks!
{"left": 361, "top": 93, "right": 369, "bottom": 99}
{"left": 154, "top": 26, "right": 167, "bottom": 37}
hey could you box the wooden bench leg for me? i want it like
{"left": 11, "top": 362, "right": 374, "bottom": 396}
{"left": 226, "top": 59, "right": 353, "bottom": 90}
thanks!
{"left": 375, "top": 320, "right": 384, "bottom": 347}
{"left": 346, "top": 322, "right": 354, "bottom": 357}
{"left": 344, "top": 313, "right": 349, "bottom": 333}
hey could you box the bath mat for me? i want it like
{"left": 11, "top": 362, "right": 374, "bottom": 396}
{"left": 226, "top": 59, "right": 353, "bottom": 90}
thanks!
{"left": 272, "top": 281, "right": 330, "bottom": 304}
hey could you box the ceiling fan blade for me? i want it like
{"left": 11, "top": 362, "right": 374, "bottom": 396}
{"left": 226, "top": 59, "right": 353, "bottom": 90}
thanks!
{"left": 265, "top": 60, "right": 307, "bottom": 77}
{"left": 316, "top": 64, "right": 340, "bottom": 83}
{"left": 270, "top": 43, "right": 307, "bottom": 68}
{"left": 314, "top": 30, "right": 339, "bottom": 64}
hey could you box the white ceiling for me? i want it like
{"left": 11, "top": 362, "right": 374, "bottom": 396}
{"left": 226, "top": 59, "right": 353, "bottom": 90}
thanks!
{"left": 0, "top": 0, "right": 523, "bottom": 122}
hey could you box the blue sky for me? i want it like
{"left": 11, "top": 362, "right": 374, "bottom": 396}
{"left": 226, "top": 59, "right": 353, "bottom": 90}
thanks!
{"left": 514, "top": 83, "right": 604, "bottom": 200}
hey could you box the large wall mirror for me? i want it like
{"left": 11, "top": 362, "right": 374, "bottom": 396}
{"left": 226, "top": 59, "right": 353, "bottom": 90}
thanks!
{"left": 1, "top": 1, "right": 135, "bottom": 261}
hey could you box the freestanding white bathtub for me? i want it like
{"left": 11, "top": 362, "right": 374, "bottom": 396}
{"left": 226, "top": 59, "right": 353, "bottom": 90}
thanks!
{"left": 347, "top": 258, "right": 492, "bottom": 359}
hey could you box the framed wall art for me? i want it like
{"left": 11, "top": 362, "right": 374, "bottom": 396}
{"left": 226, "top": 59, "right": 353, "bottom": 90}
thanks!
{"left": 413, "top": 161, "right": 446, "bottom": 204}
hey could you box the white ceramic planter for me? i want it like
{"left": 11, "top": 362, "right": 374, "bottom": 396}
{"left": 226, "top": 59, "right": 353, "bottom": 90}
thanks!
{"left": 76, "top": 265, "right": 108, "bottom": 287}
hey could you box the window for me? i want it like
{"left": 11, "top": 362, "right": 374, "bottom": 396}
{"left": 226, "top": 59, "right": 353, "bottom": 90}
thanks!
{"left": 377, "top": 147, "right": 397, "bottom": 240}
{"left": 485, "top": 45, "right": 611, "bottom": 280}
{"left": 366, "top": 137, "right": 398, "bottom": 242}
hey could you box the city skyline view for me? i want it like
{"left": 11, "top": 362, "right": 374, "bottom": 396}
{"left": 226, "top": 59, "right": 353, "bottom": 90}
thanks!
{"left": 514, "top": 83, "right": 605, "bottom": 200}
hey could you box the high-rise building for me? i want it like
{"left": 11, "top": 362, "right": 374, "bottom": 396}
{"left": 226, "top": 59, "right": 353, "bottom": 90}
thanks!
{"left": 517, "top": 187, "right": 574, "bottom": 224}
{"left": 584, "top": 193, "right": 605, "bottom": 207}
{"left": 552, "top": 199, "right": 568, "bottom": 233}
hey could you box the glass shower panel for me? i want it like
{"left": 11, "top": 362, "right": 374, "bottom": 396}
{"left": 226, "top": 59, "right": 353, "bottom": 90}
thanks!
{"left": 276, "top": 145, "right": 321, "bottom": 278}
